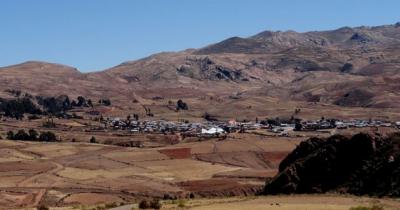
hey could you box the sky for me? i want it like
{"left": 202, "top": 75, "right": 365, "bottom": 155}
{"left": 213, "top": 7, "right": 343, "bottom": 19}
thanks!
{"left": 0, "top": 0, "right": 399, "bottom": 72}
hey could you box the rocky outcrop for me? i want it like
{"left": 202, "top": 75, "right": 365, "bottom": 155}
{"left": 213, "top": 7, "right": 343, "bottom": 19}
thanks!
{"left": 177, "top": 56, "right": 245, "bottom": 81}
{"left": 334, "top": 89, "right": 374, "bottom": 107}
{"left": 264, "top": 133, "right": 400, "bottom": 197}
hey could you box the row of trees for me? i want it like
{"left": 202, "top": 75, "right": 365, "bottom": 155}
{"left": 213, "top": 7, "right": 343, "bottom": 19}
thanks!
{"left": 36, "top": 95, "right": 94, "bottom": 114}
{"left": 6, "top": 129, "right": 57, "bottom": 142}
{"left": 0, "top": 95, "right": 112, "bottom": 119}
{"left": 0, "top": 98, "right": 42, "bottom": 119}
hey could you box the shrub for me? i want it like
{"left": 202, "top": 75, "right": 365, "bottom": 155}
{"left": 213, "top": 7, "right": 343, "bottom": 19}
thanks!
{"left": 99, "top": 98, "right": 111, "bottom": 106}
{"left": 138, "top": 200, "right": 150, "bottom": 209}
{"left": 87, "top": 99, "right": 93, "bottom": 107}
{"left": 37, "top": 205, "right": 49, "bottom": 210}
{"left": 350, "top": 207, "right": 371, "bottom": 210}
{"left": 77, "top": 96, "right": 86, "bottom": 107}
{"left": 104, "top": 202, "right": 119, "bottom": 208}
{"left": 202, "top": 112, "right": 218, "bottom": 121}
{"left": 28, "top": 129, "right": 39, "bottom": 140}
{"left": 28, "top": 115, "right": 41, "bottom": 120}
{"left": 7, "top": 131, "right": 15, "bottom": 140}
{"left": 150, "top": 199, "right": 162, "bottom": 209}
{"left": 14, "top": 129, "right": 30, "bottom": 140}
{"left": 341, "top": 63, "right": 354, "bottom": 73}
{"left": 39, "top": 131, "right": 57, "bottom": 142}
{"left": 348, "top": 204, "right": 384, "bottom": 210}
{"left": 90, "top": 136, "right": 97, "bottom": 143}
{"left": 176, "top": 99, "right": 188, "bottom": 111}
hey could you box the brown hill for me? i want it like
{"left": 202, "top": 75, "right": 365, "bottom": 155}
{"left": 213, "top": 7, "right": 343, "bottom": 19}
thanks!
{"left": 264, "top": 133, "right": 400, "bottom": 196}
{"left": 1, "top": 23, "right": 400, "bottom": 120}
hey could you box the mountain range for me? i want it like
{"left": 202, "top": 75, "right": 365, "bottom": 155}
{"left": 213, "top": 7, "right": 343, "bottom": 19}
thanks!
{"left": 1, "top": 22, "right": 400, "bottom": 121}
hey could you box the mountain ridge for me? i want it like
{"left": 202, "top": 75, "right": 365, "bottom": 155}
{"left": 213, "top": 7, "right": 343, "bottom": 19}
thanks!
{"left": 1, "top": 22, "right": 400, "bottom": 120}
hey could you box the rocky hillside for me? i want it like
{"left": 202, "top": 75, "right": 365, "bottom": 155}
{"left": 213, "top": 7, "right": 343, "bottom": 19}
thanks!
{"left": 1, "top": 23, "right": 400, "bottom": 119}
{"left": 105, "top": 22, "right": 400, "bottom": 108}
{"left": 264, "top": 132, "right": 400, "bottom": 197}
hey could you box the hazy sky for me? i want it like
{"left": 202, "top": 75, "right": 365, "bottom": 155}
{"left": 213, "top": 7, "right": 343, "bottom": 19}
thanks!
{"left": 1, "top": 0, "right": 399, "bottom": 72}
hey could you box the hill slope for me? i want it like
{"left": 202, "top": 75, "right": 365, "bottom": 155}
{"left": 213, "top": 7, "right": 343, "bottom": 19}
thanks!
{"left": 264, "top": 133, "right": 400, "bottom": 196}
{"left": 1, "top": 23, "right": 400, "bottom": 120}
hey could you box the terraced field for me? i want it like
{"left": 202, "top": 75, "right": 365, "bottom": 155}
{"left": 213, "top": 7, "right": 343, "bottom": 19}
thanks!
{"left": 0, "top": 133, "right": 302, "bottom": 208}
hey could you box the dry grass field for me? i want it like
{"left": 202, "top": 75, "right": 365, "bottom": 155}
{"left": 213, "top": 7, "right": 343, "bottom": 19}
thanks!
{"left": 0, "top": 131, "right": 305, "bottom": 209}
{"left": 12, "top": 195, "right": 400, "bottom": 210}
{"left": 184, "top": 195, "right": 400, "bottom": 210}
{"left": 0, "top": 115, "right": 398, "bottom": 209}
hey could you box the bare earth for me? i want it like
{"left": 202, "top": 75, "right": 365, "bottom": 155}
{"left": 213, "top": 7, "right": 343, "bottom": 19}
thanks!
{"left": 0, "top": 133, "right": 301, "bottom": 209}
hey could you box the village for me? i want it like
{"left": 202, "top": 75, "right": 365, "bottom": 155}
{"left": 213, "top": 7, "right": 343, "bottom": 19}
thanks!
{"left": 103, "top": 116, "right": 400, "bottom": 138}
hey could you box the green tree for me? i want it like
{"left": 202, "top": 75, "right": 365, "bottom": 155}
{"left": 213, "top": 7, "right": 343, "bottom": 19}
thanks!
{"left": 14, "top": 130, "right": 30, "bottom": 140}
{"left": 39, "top": 131, "right": 57, "bottom": 142}
{"left": 176, "top": 99, "right": 188, "bottom": 111}
{"left": 28, "top": 129, "right": 39, "bottom": 140}
{"left": 90, "top": 136, "right": 97, "bottom": 143}
{"left": 7, "top": 131, "right": 15, "bottom": 140}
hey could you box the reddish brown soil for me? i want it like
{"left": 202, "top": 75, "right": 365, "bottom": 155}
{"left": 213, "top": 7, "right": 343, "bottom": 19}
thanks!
{"left": 158, "top": 148, "right": 192, "bottom": 159}
{"left": 178, "top": 179, "right": 262, "bottom": 197}
{"left": 0, "top": 161, "right": 53, "bottom": 173}
{"left": 260, "top": 151, "right": 290, "bottom": 167}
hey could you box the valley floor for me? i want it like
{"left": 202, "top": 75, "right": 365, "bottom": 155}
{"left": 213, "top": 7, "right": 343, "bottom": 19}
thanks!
{"left": 12, "top": 195, "right": 400, "bottom": 210}
{"left": 0, "top": 134, "right": 301, "bottom": 209}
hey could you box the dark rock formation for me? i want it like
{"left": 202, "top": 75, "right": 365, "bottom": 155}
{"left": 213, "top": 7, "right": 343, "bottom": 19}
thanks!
{"left": 264, "top": 133, "right": 400, "bottom": 197}
{"left": 334, "top": 89, "right": 374, "bottom": 107}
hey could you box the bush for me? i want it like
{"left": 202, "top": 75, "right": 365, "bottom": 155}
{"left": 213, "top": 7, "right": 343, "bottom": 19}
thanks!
{"left": 99, "top": 98, "right": 111, "bottom": 106}
{"left": 6, "top": 131, "right": 14, "bottom": 140}
{"left": 37, "top": 205, "right": 49, "bottom": 210}
{"left": 341, "top": 63, "right": 354, "bottom": 73}
{"left": 39, "top": 131, "right": 57, "bottom": 142}
{"left": 104, "top": 202, "right": 119, "bottom": 208}
{"left": 176, "top": 99, "right": 188, "bottom": 111}
{"left": 150, "top": 199, "right": 162, "bottom": 209}
{"left": 90, "top": 136, "right": 97, "bottom": 143}
{"left": 14, "top": 130, "right": 30, "bottom": 140}
{"left": 138, "top": 200, "right": 150, "bottom": 209}
{"left": 28, "top": 115, "right": 41, "bottom": 120}
{"left": 350, "top": 207, "right": 372, "bottom": 210}
{"left": 202, "top": 112, "right": 218, "bottom": 121}
{"left": 349, "top": 205, "right": 384, "bottom": 210}
{"left": 28, "top": 129, "right": 39, "bottom": 140}
{"left": 138, "top": 199, "right": 161, "bottom": 209}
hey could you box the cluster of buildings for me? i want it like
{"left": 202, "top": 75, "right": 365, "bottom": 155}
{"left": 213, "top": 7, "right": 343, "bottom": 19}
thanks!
{"left": 334, "top": 120, "right": 395, "bottom": 129}
{"left": 105, "top": 118, "right": 269, "bottom": 137}
{"left": 104, "top": 117, "right": 400, "bottom": 137}
{"left": 299, "top": 119, "right": 398, "bottom": 130}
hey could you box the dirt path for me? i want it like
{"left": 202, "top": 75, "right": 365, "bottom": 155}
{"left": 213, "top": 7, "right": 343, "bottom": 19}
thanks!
{"left": 32, "top": 189, "right": 46, "bottom": 207}
{"left": 17, "top": 162, "right": 64, "bottom": 187}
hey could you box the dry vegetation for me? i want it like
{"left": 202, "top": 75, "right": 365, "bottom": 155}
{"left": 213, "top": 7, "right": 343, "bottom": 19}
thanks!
{"left": 0, "top": 130, "right": 305, "bottom": 208}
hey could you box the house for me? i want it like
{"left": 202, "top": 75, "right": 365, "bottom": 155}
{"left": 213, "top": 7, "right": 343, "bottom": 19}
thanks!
{"left": 201, "top": 127, "right": 225, "bottom": 135}
{"left": 335, "top": 121, "right": 348, "bottom": 129}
